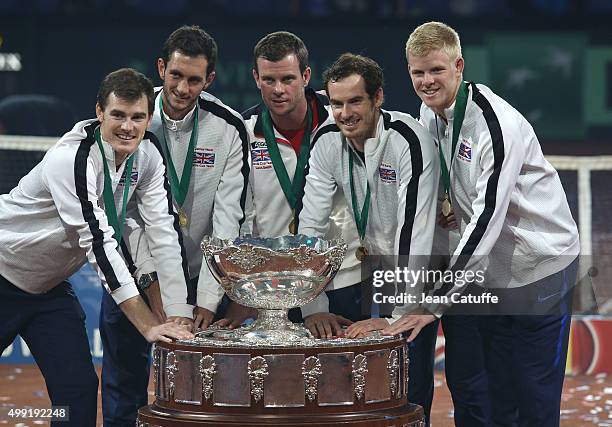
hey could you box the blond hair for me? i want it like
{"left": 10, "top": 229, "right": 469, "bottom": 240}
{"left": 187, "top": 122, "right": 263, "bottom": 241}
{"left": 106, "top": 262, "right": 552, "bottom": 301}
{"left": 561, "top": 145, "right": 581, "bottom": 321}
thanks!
{"left": 405, "top": 21, "right": 462, "bottom": 62}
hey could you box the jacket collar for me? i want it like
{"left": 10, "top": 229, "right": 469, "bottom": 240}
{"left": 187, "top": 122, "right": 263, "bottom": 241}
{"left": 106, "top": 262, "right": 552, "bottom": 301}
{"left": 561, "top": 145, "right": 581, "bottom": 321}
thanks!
{"left": 251, "top": 87, "right": 329, "bottom": 138}
{"left": 154, "top": 91, "right": 198, "bottom": 132}
{"left": 421, "top": 81, "right": 480, "bottom": 130}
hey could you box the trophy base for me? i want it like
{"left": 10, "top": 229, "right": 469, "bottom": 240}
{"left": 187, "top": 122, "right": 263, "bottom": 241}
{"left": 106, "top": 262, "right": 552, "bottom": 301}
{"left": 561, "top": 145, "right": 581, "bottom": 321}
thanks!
{"left": 242, "top": 326, "right": 311, "bottom": 343}
{"left": 143, "top": 333, "right": 416, "bottom": 426}
{"left": 138, "top": 403, "right": 425, "bottom": 426}
{"left": 199, "top": 308, "right": 317, "bottom": 346}
{"left": 243, "top": 308, "right": 313, "bottom": 343}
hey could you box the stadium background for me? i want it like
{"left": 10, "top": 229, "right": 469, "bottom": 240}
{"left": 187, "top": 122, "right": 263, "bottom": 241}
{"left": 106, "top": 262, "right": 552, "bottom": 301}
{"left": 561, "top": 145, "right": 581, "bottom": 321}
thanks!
{"left": 0, "top": 0, "right": 611, "bottom": 372}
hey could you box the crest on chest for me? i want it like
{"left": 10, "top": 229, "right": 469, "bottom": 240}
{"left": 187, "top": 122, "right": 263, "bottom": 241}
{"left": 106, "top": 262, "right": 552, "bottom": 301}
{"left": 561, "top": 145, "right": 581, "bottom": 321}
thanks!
{"left": 457, "top": 138, "right": 472, "bottom": 163}
{"left": 193, "top": 147, "right": 215, "bottom": 168}
{"left": 379, "top": 163, "right": 397, "bottom": 184}
{"left": 118, "top": 170, "right": 139, "bottom": 187}
{"left": 251, "top": 140, "right": 272, "bottom": 170}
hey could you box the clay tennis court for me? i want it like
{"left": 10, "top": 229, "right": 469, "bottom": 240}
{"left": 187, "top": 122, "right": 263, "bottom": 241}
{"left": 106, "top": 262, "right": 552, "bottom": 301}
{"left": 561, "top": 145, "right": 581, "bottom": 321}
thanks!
{"left": 0, "top": 365, "right": 609, "bottom": 426}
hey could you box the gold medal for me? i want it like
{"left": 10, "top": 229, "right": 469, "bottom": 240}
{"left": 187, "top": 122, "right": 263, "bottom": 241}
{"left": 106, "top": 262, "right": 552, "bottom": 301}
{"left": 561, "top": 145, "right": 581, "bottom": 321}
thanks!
{"left": 441, "top": 195, "right": 452, "bottom": 217}
{"left": 179, "top": 208, "right": 188, "bottom": 228}
{"left": 288, "top": 217, "right": 297, "bottom": 234}
{"left": 355, "top": 245, "right": 369, "bottom": 262}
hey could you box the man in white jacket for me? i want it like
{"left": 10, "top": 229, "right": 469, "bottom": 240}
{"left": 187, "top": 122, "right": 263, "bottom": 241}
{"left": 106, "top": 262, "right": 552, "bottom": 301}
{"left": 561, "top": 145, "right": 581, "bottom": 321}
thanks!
{"left": 101, "top": 26, "right": 250, "bottom": 427}
{"left": 390, "top": 21, "right": 580, "bottom": 427}
{"left": 206, "top": 32, "right": 366, "bottom": 338}
{"left": 298, "top": 53, "right": 439, "bottom": 332}
{"left": 0, "top": 68, "right": 193, "bottom": 427}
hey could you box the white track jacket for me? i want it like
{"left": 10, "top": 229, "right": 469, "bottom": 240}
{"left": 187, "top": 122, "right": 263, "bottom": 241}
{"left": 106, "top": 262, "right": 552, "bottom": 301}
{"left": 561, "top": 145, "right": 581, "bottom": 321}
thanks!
{"left": 197, "top": 90, "right": 364, "bottom": 316}
{"left": 299, "top": 110, "right": 439, "bottom": 315}
{"left": 0, "top": 119, "right": 192, "bottom": 317}
{"left": 125, "top": 90, "right": 250, "bottom": 310}
{"left": 418, "top": 82, "right": 580, "bottom": 315}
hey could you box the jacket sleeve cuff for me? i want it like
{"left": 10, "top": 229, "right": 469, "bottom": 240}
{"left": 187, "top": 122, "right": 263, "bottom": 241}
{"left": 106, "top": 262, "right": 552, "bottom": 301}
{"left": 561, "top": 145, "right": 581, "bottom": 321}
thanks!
{"left": 300, "top": 292, "right": 329, "bottom": 318}
{"left": 110, "top": 282, "right": 140, "bottom": 305}
{"left": 390, "top": 313, "right": 404, "bottom": 323}
{"left": 196, "top": 285, "right": 225, "bottom": 313}
{"left": 196, "top": 295, "right": 223, "bottom": 313}
{"left": 299, "top": 226, "right": 320, "bottom": 237}
{"left": 135, "top": 259, "right": 156, "bottom": 277}
{"left": 420, "top": 302, "right": 446, "bottom": 319}
{"left": 164, "top": 303, "right": 194, "bottom": 319}
{"left": 390, "top": 302, "right": 420, "bottom": 319}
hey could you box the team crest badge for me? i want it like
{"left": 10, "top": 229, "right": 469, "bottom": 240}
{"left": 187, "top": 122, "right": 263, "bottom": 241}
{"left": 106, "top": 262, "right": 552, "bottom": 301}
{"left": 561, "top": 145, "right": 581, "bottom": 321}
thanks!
{"left": 193, "top": 148, "right": 215, "bottom": 168}
{"left": 251, "top": 144, "right": 272, "bottom": 170}
{"left": 118, "top": 170, "right": 138, "bottom": 187}
{"left": 379, "top": 164, "right": 397, "bottom": 184}
{"left": 457, "top": 138, "right": 472, "bottom": 162}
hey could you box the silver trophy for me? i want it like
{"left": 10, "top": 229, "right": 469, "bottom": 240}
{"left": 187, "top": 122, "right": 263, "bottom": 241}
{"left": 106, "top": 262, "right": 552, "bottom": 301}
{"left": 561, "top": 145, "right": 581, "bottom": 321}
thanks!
{"left": 137, "top": 235, "right": 420, "bottom": 426}
{"left": 201, "top": 235, "right": 347, "bottom": 345}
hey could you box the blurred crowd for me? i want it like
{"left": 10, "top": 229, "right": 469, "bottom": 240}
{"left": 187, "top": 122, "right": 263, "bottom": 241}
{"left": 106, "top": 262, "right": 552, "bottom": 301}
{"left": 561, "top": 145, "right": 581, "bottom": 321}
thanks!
{"left": 0, "top": 0, "right": 610, "bottom": 19}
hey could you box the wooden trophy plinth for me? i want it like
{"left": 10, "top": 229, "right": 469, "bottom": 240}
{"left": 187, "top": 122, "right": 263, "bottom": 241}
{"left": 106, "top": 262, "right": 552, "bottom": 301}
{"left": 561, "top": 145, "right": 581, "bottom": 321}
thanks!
{"left": 137, "top": 335, "right": 424, "bottom": 427}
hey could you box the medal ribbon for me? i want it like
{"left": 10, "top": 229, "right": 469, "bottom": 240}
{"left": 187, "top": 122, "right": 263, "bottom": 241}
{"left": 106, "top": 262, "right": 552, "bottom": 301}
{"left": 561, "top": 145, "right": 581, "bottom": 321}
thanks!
{"left": 95, "top": 127, "right": 135, "bottom": 244}
{"left": 438, "top": 81, "right": 468, "bottom": 198}
{"left": 158, "top": 95, "right": 199, "bottom": 207}
{"left": 261, "top": 104, "right": 312, "bottom": 209}
{"left": 348, "top": 149, "right": 371, "bottom": 241}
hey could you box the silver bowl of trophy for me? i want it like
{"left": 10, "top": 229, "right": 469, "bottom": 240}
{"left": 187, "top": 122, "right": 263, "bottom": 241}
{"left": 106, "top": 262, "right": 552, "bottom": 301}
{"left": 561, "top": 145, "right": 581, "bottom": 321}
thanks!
{"left": 201, "top": 235, "right": 346, "bottom": 345}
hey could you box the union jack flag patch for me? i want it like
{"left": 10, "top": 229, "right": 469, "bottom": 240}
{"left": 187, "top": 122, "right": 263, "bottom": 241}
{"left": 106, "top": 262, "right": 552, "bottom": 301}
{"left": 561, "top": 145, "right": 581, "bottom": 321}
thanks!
{"left": 251, "top": 148, "right": 271, "bottom": 164}
{"left": 118, "top": 169, "right": 138, "bottom": 187}
{"left": 193, "top": 148, "right": 215, "bottom": 167}
{"left": 379, "top": 166, "right": 397, "bottom": 184}
{"left": 457, "top": 140, "right": 472, "bottom": 162}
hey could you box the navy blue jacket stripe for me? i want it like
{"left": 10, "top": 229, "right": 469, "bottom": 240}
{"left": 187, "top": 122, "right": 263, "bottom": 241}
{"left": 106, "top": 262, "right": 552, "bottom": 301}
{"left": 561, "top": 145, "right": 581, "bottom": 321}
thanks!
{"left": 74, "top": 122, "right": 122, "bottom": 291}
{"left": 432, "top": 83, "right": 505, "bottom": 296}
{"left": 294, "top": 122, "right": 340, "bottom": 230}
{"left": 119, "top": 238, "right": 137, "bottom": 276}
{"left": 383, "top": 112, "right": 423, "bottom": 257}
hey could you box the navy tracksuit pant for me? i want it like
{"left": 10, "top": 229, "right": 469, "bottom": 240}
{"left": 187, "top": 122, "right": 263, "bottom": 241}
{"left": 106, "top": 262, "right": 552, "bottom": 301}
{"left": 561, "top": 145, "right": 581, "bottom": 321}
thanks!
{"left": 0, "top": 275, "right": 98, "bottom": 427}
{"left": 481, "top": 258, "right": 577, "bottom": 427}
{"left": 408, "top": 315, "right": 491, "bottom": 427}
{"left": 100, "top": 275, "right": 223, "bottom": 427}
{"left": 408, "top": 259, "right": 577, "bottom": 427}
{"left": 99, "top": 289, "right": 150, "bottom": 427}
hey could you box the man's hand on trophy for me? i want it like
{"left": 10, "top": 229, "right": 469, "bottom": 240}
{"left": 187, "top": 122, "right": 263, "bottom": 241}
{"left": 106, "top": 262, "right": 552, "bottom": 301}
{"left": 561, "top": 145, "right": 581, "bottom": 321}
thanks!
{"left": 382, "top": 313, "right": 436, "bottom": 342}
{"left": 345, "top": 318, "right": 390, "bottom": 339}
{"left": 304, "top": 313, "right": 353, "bottom": 339}
{"left": 214, "top": 301, "right": 258, "bottom": 329}
{"left": 193, "top": 307, "right": 215, "bottom": 331}
{"left": 143, "top": 280, "right": 166, "bottom": 323}
{"left": 167, "top": 316, "right": 194, "bottom": 332}
{"left": 144, "top": 321, "right": 194, "bottom": 343}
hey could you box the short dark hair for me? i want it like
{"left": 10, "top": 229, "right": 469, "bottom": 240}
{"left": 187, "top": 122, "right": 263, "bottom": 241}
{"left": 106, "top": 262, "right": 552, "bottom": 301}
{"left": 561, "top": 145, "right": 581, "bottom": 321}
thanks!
{"left": 162, "top": 25, "right": 217, "bottom": 76}
{"left": 253, "top": 31, "right": 309, "bottom": 73}
{"left": 96, "top": 68, "right": 155, "bottom": 115}
{"left": 323, "top": 53, "right": 384, "bottom": 99}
